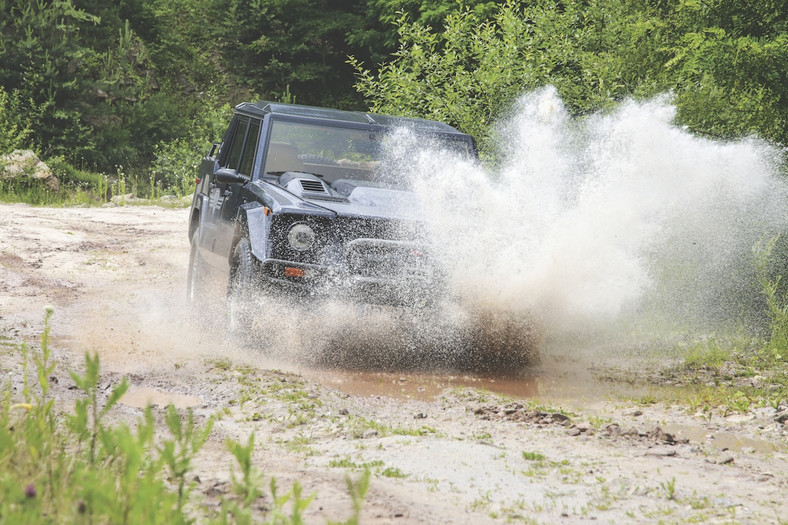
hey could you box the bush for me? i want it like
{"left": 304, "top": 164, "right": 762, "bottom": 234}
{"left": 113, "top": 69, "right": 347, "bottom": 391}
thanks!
{"left": 0, "top": 87, "right": 41, "bottom": 154}
{"left": 150, "top": 101, "right": 232, "bottom": 196}
{"left": 754, "top": 235, "right": 788, "bottom": 360}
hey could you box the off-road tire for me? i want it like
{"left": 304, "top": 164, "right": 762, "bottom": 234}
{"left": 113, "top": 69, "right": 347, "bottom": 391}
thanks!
{"left": 187, "top": 230, "right": 208, "bottom": 306}
{"left": 463, "top": 312, "right": 542, "bottom": 374}
{"left": 227, "top": 237, "right": 258, "bottom": 345}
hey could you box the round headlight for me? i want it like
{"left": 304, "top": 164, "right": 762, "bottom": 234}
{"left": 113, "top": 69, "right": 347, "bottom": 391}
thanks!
{"left": 287, "top": 223, "right": 315, "bottom": 251}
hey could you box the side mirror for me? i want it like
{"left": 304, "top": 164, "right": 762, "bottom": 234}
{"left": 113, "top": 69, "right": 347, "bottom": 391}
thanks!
{"left": 215, "top": 168, "right": 250, "bottom": 185}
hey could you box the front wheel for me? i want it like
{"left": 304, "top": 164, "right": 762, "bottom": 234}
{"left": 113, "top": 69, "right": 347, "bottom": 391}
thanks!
{"left": 227, "top": 237, "right": 258, "bottom": 344}
{"left": 463, "top": 310, "right": 542, "bottom": 374}
{"left": 187, "top": 230, "right": 208, "bottom": 306}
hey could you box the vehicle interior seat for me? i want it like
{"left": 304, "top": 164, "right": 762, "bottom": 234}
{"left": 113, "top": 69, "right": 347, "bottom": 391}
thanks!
{"left": 265, "top": 142, "right": 304, "bottom": 173}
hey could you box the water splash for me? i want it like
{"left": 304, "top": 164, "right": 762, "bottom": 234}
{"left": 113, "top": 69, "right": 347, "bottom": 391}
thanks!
{"left": 237, "top": 87, "right": 787, "bottom": 371}
{"left": 407, "top": 86, "right": 788, "bottom": 338}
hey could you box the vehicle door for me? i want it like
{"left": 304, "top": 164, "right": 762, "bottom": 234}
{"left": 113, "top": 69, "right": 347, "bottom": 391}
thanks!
{"left": 204, "top": 115, "right": 261, "bottom": 264}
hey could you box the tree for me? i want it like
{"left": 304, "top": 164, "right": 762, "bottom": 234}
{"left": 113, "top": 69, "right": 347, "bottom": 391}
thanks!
{"left": 352, "top": 0, "right": 788, "bottom": 155}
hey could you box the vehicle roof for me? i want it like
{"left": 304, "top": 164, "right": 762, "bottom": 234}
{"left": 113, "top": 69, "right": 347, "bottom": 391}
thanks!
{"left": 235, "top": 101, "right": 465, "bottom": 135}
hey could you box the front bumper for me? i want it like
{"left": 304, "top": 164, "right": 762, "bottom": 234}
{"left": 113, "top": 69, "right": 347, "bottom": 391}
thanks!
{"left": 256, "top": 238, "right": 440, "bottom": 306}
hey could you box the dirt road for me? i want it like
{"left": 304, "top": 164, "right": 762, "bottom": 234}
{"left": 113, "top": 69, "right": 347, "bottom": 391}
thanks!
{"left": 1, "top": 203, "right": 786, "bottom": 523}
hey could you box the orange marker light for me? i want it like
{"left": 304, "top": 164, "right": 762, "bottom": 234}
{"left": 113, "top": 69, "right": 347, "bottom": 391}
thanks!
{"left": 284, "top": 267, "right": 305, "bottom": 278}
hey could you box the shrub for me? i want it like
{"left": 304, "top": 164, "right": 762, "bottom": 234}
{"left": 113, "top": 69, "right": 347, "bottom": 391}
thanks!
{"left": 150, "top": 101, "right": 232, "bottom": 196}
{"left": 0, "top": 87, "right": 41, "bottom": 154}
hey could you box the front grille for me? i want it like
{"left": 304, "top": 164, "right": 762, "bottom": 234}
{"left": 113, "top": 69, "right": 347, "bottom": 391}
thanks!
{"left": 345, "top": 238, "right": 431, "bottom": 280}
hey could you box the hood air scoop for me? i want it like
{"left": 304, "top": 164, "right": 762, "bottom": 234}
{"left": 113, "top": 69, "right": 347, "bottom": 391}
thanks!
{"left": 280, "top": 172, "right": 330, "bottom": 197}
{"left": 299, "top": 179, "right": 326, "bottom": 193}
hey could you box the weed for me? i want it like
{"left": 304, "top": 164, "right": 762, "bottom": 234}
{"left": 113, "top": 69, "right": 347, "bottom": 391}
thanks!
{"left": 1, "top": 309, "right": 370, "bottom": 524}
{"left": 2, "top": 309, "right": 185, "bottom": 523}
{"left": 725, "top": 390, "right": 752, "bottom": 413}
{"left": 332, "top": 469, "right": 371, "bottom": 525}
{"left": 159, "top": 405, "right": 215, "bottom": 511}
{"left": 469, "top": 490, "right": 492, "bottom": 511}
{"left": 381, "top": 467, "right": 408, "bottom": 478}
{"left": 686, "top": 491, "right": 710, "bottom": 509}
{"left": 522, "top": 450, "right": 546, "bottom": 461}
{"left": 328, "top": 457, "right": 384, "bottom": 470}
{"left": 753, "top": 235, "right": 788, "bottom": 361}
{"left": 659, "top": 477, "right": 677, "bottom": 500}
{"left": 587, "top": 415, "right": 611, "bottom": 429}
{"left": 684, "top": 339, "right": 732, "bottom": 370}
{"left": 638, "top": 393, "right": 657, "bottom": 406}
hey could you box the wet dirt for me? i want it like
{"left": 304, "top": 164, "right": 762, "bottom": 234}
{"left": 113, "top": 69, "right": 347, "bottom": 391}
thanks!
{"left": 1, "top": 202, "right": 787, "bottom": 523}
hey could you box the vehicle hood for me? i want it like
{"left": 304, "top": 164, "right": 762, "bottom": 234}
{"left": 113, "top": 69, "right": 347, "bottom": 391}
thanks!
{"left": 306, "top": 186, "right": 418, "bottom": 220}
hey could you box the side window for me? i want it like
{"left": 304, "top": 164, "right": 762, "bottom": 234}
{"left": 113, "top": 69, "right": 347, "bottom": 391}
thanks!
{"left": 238, "top": 119, "right": 260, "bottom": 176}
{"left": 223, "top": 117, "right": 249, "bottom": 171}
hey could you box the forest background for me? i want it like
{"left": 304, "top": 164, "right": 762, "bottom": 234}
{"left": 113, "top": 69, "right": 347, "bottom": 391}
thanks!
{"left": 0, "top": 0, "right": 786, "bottom": 201}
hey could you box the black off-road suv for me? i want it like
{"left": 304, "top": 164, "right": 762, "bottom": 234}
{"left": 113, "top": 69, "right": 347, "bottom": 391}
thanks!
{"left": 187, "top": 101, "right": 476, "bottom": 325}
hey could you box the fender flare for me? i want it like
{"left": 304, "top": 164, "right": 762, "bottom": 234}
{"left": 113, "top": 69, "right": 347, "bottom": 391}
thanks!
{"left": 188, "top": 193, "right": 210, "bottom": 243}
{"left": 233, "top": 202, "right": 270, "bottom": 264}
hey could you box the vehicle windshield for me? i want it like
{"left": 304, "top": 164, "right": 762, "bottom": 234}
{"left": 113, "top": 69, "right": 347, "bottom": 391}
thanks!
{"left": 263, "top": 119, "right": 473, "bottom": 187}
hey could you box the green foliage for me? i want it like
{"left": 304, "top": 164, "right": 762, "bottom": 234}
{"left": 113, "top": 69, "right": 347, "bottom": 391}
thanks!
{"left": 522, "top": 451, "right": 546, "bottom": 462}
{"left": 3, "top": 0, "right": 787, "bottom": 194}
{"left": 1, "top": 310, "right": 185, "bottom": 523}
{"left": 352, "top": 0, "right": 788, "bottom": 156}
{"left": 753, "top": 235, "right": 788, "bottom": 360}
{"left": 160, "top": 405, "right": 215, "bottom": 511}
{"left": 351, "top": 0, "right": 668, "bottom": 157}
{"left": 150, "top": 101, "right": 232, "bottom": 196}
{"left": 214, "top": 0, "right": 366, "bottom": 109}
{"left": 683, "top": 339, "right": 733, "bottom": 370}
{"left": 0, "top": 87, "right": 40, "bottom": 154}
{"left": 329, "top": 469, "right": 371, "bottom": 525}
{"left": 1, "top": 309, "right": 371, "bottom": 523}
{"left": 0, "top": 0, "right": 99, "bottom": 163}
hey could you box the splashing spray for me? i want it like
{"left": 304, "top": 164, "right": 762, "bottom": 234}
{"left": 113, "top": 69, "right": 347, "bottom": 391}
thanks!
{"left": 408, "top": 87, "right": 788, "bottom": 350}
{"left": 241, "top": 87, "right": 787, "bottom": 372}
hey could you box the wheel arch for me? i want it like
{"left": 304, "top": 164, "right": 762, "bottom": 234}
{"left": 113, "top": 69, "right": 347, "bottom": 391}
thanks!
{"left": 188, "top": 193, "right": 209, "bottom": 243}
{"left": 230, "top": 202, "right": 270, "bottom": 266}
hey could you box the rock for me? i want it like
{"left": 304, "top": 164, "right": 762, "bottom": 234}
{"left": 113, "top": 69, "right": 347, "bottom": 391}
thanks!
{"left": 503, "top": 403, "right": 522, "bottom": 415}
{"left": 0, "top": 149, "right": 59, "bottom": 191}
{"left": 718, "top": 454, "right": 735, "bottom": 465}
{"left": 551, "top": 412, "right": 571, "bottom": 423}
{"left": 632, "top": 410, "right": 643, "bottom": 417}
{"left": 775, "top": 412, "right": 788, "bottom": 425}
{"left": 413, "top": 412, "right": 427, "bottom": 419}
{"left": 645, "top": 446, "right": 677, "bottom": 457}
{"left": 725, "top": 414, "right": 755, "bottom": 424}
{"left": 567, "top": 427, "right": 582, "bottom": 437}
{"left": 361, "top": 429, "right": 378, "bottom": 439}
{"left": 110, "top": 193, "right": 144, "bottom": 205}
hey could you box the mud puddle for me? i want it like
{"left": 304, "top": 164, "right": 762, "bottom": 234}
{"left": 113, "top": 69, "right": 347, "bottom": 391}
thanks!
{"left": 301, "top": 368, "right": 540, "bottom": 400}
{"left": 664, "top": 422, "right": 780, "bottom": 453}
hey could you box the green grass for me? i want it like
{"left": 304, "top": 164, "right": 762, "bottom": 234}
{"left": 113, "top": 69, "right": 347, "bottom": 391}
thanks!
{"left": 0, "top": 156, "right": 193, "bottom": 207}
{"left": 0, "top": 309, "right": 369, "bottom": 524}
{"left": 522, "top": 451, "right": 546, "bottom": 461}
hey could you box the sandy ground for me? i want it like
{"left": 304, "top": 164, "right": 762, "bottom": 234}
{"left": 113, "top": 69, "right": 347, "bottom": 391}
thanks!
{"left": 1, "top": 202, "right": 786, "bottom": 524}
